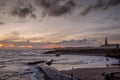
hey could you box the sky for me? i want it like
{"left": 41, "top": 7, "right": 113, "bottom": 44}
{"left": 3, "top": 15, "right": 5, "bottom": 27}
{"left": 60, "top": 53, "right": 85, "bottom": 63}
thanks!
{"left": 0, "top": 0, "right": 120, "bottom": 48}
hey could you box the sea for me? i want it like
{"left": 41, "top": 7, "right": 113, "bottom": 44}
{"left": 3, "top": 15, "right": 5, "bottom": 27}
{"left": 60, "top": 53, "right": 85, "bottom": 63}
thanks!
{"left": 0, "top": 49, "right": 119, "bottom": 71}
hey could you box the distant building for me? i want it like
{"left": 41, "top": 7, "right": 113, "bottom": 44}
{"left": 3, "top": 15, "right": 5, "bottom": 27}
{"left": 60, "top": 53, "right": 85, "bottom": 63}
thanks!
{"left": 100, "top": 37, "right": 120, "bottom": 49}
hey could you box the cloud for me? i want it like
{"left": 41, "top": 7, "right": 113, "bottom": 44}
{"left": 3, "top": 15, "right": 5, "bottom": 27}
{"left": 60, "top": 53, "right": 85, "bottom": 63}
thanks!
{"left": 0, "top": 22, "right": 4, "bottom": 25}
{"left": 57, "top": 39, "right": 99, "bottom": 47}
{"left": 108, "top": 0, "right": 120, "bottom": 6}
{"left": 1, "top": 32, "right": 20, "bottom": 41}
{"left": 30, "top": 39, "right": 99, "bottom": 48}
{"left": 0, "top": 1, "right": 5, "bottom": 7}
{"left": 108, "top": 34, "right": 120, "bottom": 40}
{"left": 80, "top": 0, "right": 120, "bottom": 16}
{"left": 11, "top": 32, "right": 19, "bottom": 37}
{"left": 36, "top": 0, "right": 76, "bottom": 17}
{"left": 1, "top": 0, "right": 76, "bottom": 19}
{"left": 11, "top": 0, "right": 36, "bottom": 18}
{"left": 95, "top": 26, "right": 120, "bottom": 31}
{"left": 80, "top": 6, "right": 93, "bottom": 16}
{"left": 0, "top": 33, "right": 100, "bottom": 47}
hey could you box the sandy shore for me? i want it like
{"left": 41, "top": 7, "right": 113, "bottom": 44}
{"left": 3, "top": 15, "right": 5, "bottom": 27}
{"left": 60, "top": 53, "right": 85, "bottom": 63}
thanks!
{"left": 61, "top": 67, "right": 120, "bottom": 80}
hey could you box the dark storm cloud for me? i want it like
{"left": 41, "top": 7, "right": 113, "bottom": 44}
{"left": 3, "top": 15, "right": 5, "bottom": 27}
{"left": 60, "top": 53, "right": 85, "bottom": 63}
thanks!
{"left": 0, "top": 0, "right": 5, "bottom": 7}
{"left": 0, "top": 22, "right": 5, "bottom": 25}
{"left": 11, "top": 7, "right": 32, "bottom": 18}
{"left": 11, "top": 0, "right": 36, "bottom": 18}
{"left": 80, "top": 0, "right": 120, "bottom": 16}
{"left": 36, "top": 0, "right": 76, "bottom": 17}
{"left": 108, "top": 0, "right": 120, "bottom": 6}
{"left": 80, "top": 6, "right": 92, "bottom": 16}
{"left": 31, "top": 14, "right": 37, "bottom": 18}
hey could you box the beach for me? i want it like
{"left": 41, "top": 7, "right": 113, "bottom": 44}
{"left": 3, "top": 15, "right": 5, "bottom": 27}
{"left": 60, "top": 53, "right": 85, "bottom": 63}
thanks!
{"left": 62, "top": 67, "right": 120, "bottom": 80}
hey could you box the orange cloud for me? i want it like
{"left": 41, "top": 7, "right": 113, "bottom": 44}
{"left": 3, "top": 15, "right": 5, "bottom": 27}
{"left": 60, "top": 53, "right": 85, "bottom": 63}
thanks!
{"left": 4, "top": 44, "right": 15, "bottom": 48}
{"left": 0, "top": 44, "right": 4, "bottom": 48}
{"left": 0, "top": 43, "right": 33, "bottom": 49}
{"left": 42, "top": 44, "right": 62, "bottom": 49}
{"left": 18, "top": 45, "right": 33, "bottom": 49}
{"left": 0, "top": 43, "right": 15, "bottom": 48}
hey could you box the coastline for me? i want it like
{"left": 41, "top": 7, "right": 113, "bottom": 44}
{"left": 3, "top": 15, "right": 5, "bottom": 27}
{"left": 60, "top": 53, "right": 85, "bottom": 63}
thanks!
{"left": 44, "top": 48, "right": 120, "bottom": 59}
{"left": 61, "top": 67, "right": 120, "bottom": 80}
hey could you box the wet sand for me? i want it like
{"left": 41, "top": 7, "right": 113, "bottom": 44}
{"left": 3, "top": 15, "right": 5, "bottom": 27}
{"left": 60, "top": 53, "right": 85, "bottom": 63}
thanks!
{"left": 61, "top": 67, "right": 120, "bottom": 80}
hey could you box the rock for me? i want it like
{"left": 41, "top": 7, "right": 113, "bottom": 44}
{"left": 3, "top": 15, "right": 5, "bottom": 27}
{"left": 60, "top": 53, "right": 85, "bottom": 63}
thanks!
{"left": 37, "top": 63, "right": 78, "bottom": 80}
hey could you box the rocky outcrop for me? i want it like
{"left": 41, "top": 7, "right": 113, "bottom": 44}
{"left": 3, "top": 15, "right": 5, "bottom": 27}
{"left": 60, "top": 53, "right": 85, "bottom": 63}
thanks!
{"left": 27, "top": 60, "right": 79, "bottom": 80}
{"left": 37, "top": 63, "right": 78, "bottom": 80}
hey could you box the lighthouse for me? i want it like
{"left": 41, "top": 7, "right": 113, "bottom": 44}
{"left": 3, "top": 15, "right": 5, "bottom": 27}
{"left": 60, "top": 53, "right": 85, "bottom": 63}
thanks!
{"left": 105, "top": 37, "right": 108, "bottom": 46}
